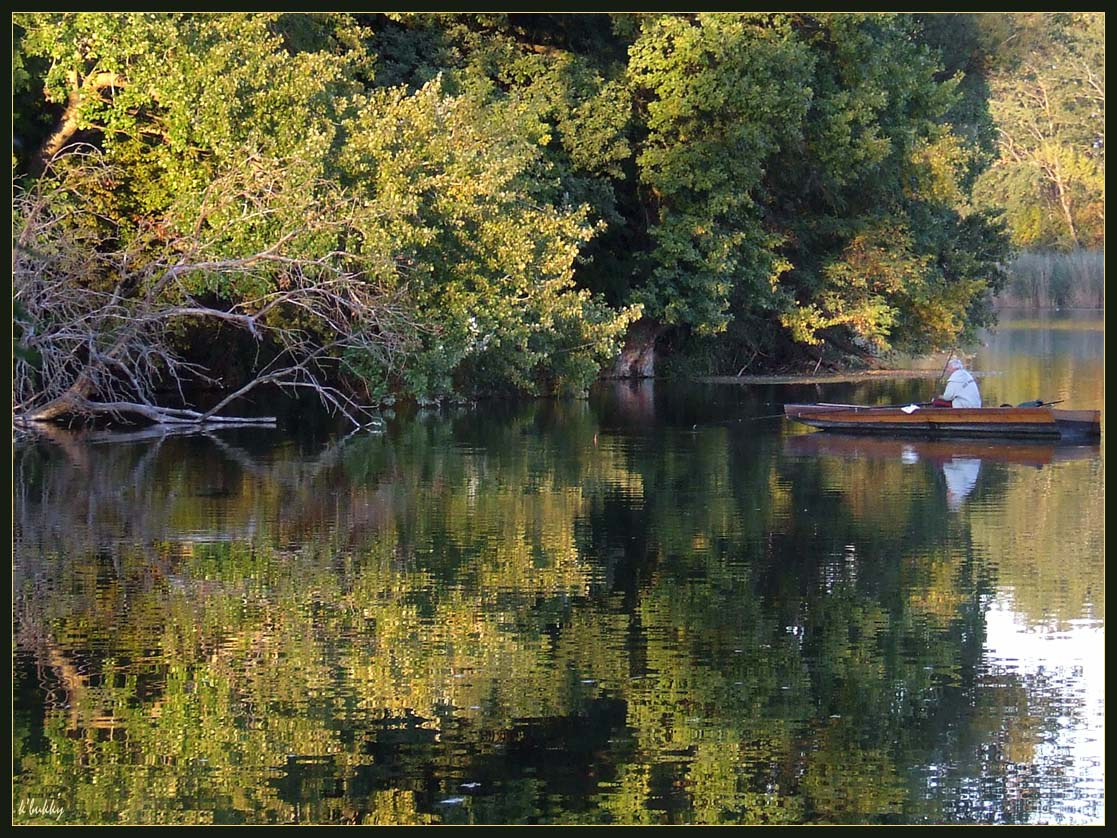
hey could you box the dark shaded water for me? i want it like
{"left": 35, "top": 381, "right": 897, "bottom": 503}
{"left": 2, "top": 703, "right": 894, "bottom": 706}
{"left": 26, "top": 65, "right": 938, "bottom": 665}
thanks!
{"left": 12, "top": 312, "right": 1103, "bottom": 825}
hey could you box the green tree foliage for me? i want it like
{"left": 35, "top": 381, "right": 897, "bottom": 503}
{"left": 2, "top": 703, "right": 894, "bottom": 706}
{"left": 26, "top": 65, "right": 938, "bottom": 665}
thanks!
{"left": 338, "top": 80, "right": 638, "bottom": 399}
{"left": 625, "top": 14, "right": 813, "bottom": 336}
{"left": 13, "top": 12, "right": 634, "bottom": 412}
{"left": 973, "top": 13, "right": 1104, "bottom": 250}
{"left": 14, "top": 13, "right": 367, "bottom": 199}
{"left": 359, "top": 13, "right": 1012, "bottom": 372}
{"left": 13, "top": 12, "right": 1022, "bottom": 413}
{"left": 724, "top": 13, "right": 1009, "bottom": 360}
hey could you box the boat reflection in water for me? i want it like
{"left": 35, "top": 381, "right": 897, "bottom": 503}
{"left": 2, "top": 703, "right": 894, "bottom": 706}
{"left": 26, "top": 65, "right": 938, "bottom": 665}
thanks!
{"left": 785, "top": 432, "right": 1101, "bottom": 510}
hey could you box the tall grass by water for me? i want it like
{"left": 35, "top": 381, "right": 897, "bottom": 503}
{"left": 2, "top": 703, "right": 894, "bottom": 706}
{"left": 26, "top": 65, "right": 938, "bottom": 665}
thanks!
{"left": 996, "top": 249, "right": 1104, "bottom": 309}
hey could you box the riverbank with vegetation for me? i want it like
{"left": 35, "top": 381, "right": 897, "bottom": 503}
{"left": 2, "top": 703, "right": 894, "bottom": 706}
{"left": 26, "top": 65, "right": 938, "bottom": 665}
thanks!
{"left": 995, "top": 250, "right": 1104, "bottom": 310}
{"left": 12, "top": 13, "right": 1103, "bottom": 428}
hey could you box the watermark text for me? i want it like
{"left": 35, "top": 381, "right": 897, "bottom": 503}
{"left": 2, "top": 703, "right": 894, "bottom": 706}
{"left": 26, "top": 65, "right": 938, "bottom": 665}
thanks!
{"left": 17, "top": 796, "right": 65, "bottom": 821}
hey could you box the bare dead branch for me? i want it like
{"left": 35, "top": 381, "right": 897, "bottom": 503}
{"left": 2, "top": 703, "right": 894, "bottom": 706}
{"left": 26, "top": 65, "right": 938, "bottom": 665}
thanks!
{"left": 14, "top": 147, "right": 422, "bottom": 431}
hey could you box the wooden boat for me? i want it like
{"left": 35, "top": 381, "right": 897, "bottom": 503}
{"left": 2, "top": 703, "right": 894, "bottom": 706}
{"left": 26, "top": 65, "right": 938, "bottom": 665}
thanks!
{"left": 783, "top": 402, "right": 1101, "bottom": 441}
{"left": 785, "top": 431, "right": 1100, "bottom": 467}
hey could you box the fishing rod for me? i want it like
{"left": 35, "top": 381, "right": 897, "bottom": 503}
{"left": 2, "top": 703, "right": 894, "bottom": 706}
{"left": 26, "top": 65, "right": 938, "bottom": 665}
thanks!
{"left": 811, "top": 401, "right": 934, "bottom": 409}
{"left": 938, "top": 349, "right": 956, "bottom": 385}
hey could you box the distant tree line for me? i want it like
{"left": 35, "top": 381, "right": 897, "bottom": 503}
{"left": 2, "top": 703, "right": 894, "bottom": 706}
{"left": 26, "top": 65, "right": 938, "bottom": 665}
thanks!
{"left": 11, "top": 13, "right": 1101, "bottom": 425}
{"left": 971, "top": 12, "right": 1104, "bottom": 252}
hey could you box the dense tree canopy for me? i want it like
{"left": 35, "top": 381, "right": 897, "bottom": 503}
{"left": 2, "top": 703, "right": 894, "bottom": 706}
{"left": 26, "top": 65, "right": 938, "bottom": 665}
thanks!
{"left": 12, "top": 12, "right": 1050, "bottom": 422}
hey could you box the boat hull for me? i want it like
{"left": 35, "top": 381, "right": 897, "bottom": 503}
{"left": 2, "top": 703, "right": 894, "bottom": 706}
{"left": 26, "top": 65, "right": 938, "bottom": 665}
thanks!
{"left": 783, "top": 403, "right": 1101, "bottom": 441}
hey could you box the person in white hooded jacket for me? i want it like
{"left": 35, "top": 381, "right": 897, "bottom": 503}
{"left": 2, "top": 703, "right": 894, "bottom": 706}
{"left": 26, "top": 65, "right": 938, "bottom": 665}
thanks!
{"left": 933, "top": 358, "right": 982, "bottom": 408}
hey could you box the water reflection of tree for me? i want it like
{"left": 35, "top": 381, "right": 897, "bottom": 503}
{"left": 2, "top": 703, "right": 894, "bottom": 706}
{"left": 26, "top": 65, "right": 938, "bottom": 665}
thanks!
{"left": 11, "top": 410, "right": 1090, "bottom": 824}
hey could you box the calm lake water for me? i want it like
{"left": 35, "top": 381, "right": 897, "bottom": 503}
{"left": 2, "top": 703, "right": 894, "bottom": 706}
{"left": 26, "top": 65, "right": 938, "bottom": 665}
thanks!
{"left": 12, "top": 310, "right": 1104, "bottom": 825}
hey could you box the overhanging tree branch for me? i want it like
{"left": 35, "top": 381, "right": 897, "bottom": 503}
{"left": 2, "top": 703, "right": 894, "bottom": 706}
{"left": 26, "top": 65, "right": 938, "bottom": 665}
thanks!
{"left": 30, "top": 69, "right": 127, "bottom": 177}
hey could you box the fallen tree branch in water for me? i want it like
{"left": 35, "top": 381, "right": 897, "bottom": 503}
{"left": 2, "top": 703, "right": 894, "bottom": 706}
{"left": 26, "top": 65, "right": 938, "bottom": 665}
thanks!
{"left": 13, "top": 146, "right": 418, "bottom": 430}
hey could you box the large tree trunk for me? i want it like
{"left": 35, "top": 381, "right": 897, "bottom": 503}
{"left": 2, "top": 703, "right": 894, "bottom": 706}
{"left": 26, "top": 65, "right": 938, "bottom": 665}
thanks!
{"left": 20, "top": 385, "right": 94, "bottom": 424}
{"left": 606, "top": 317, "right": 666, "bottom": 379}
